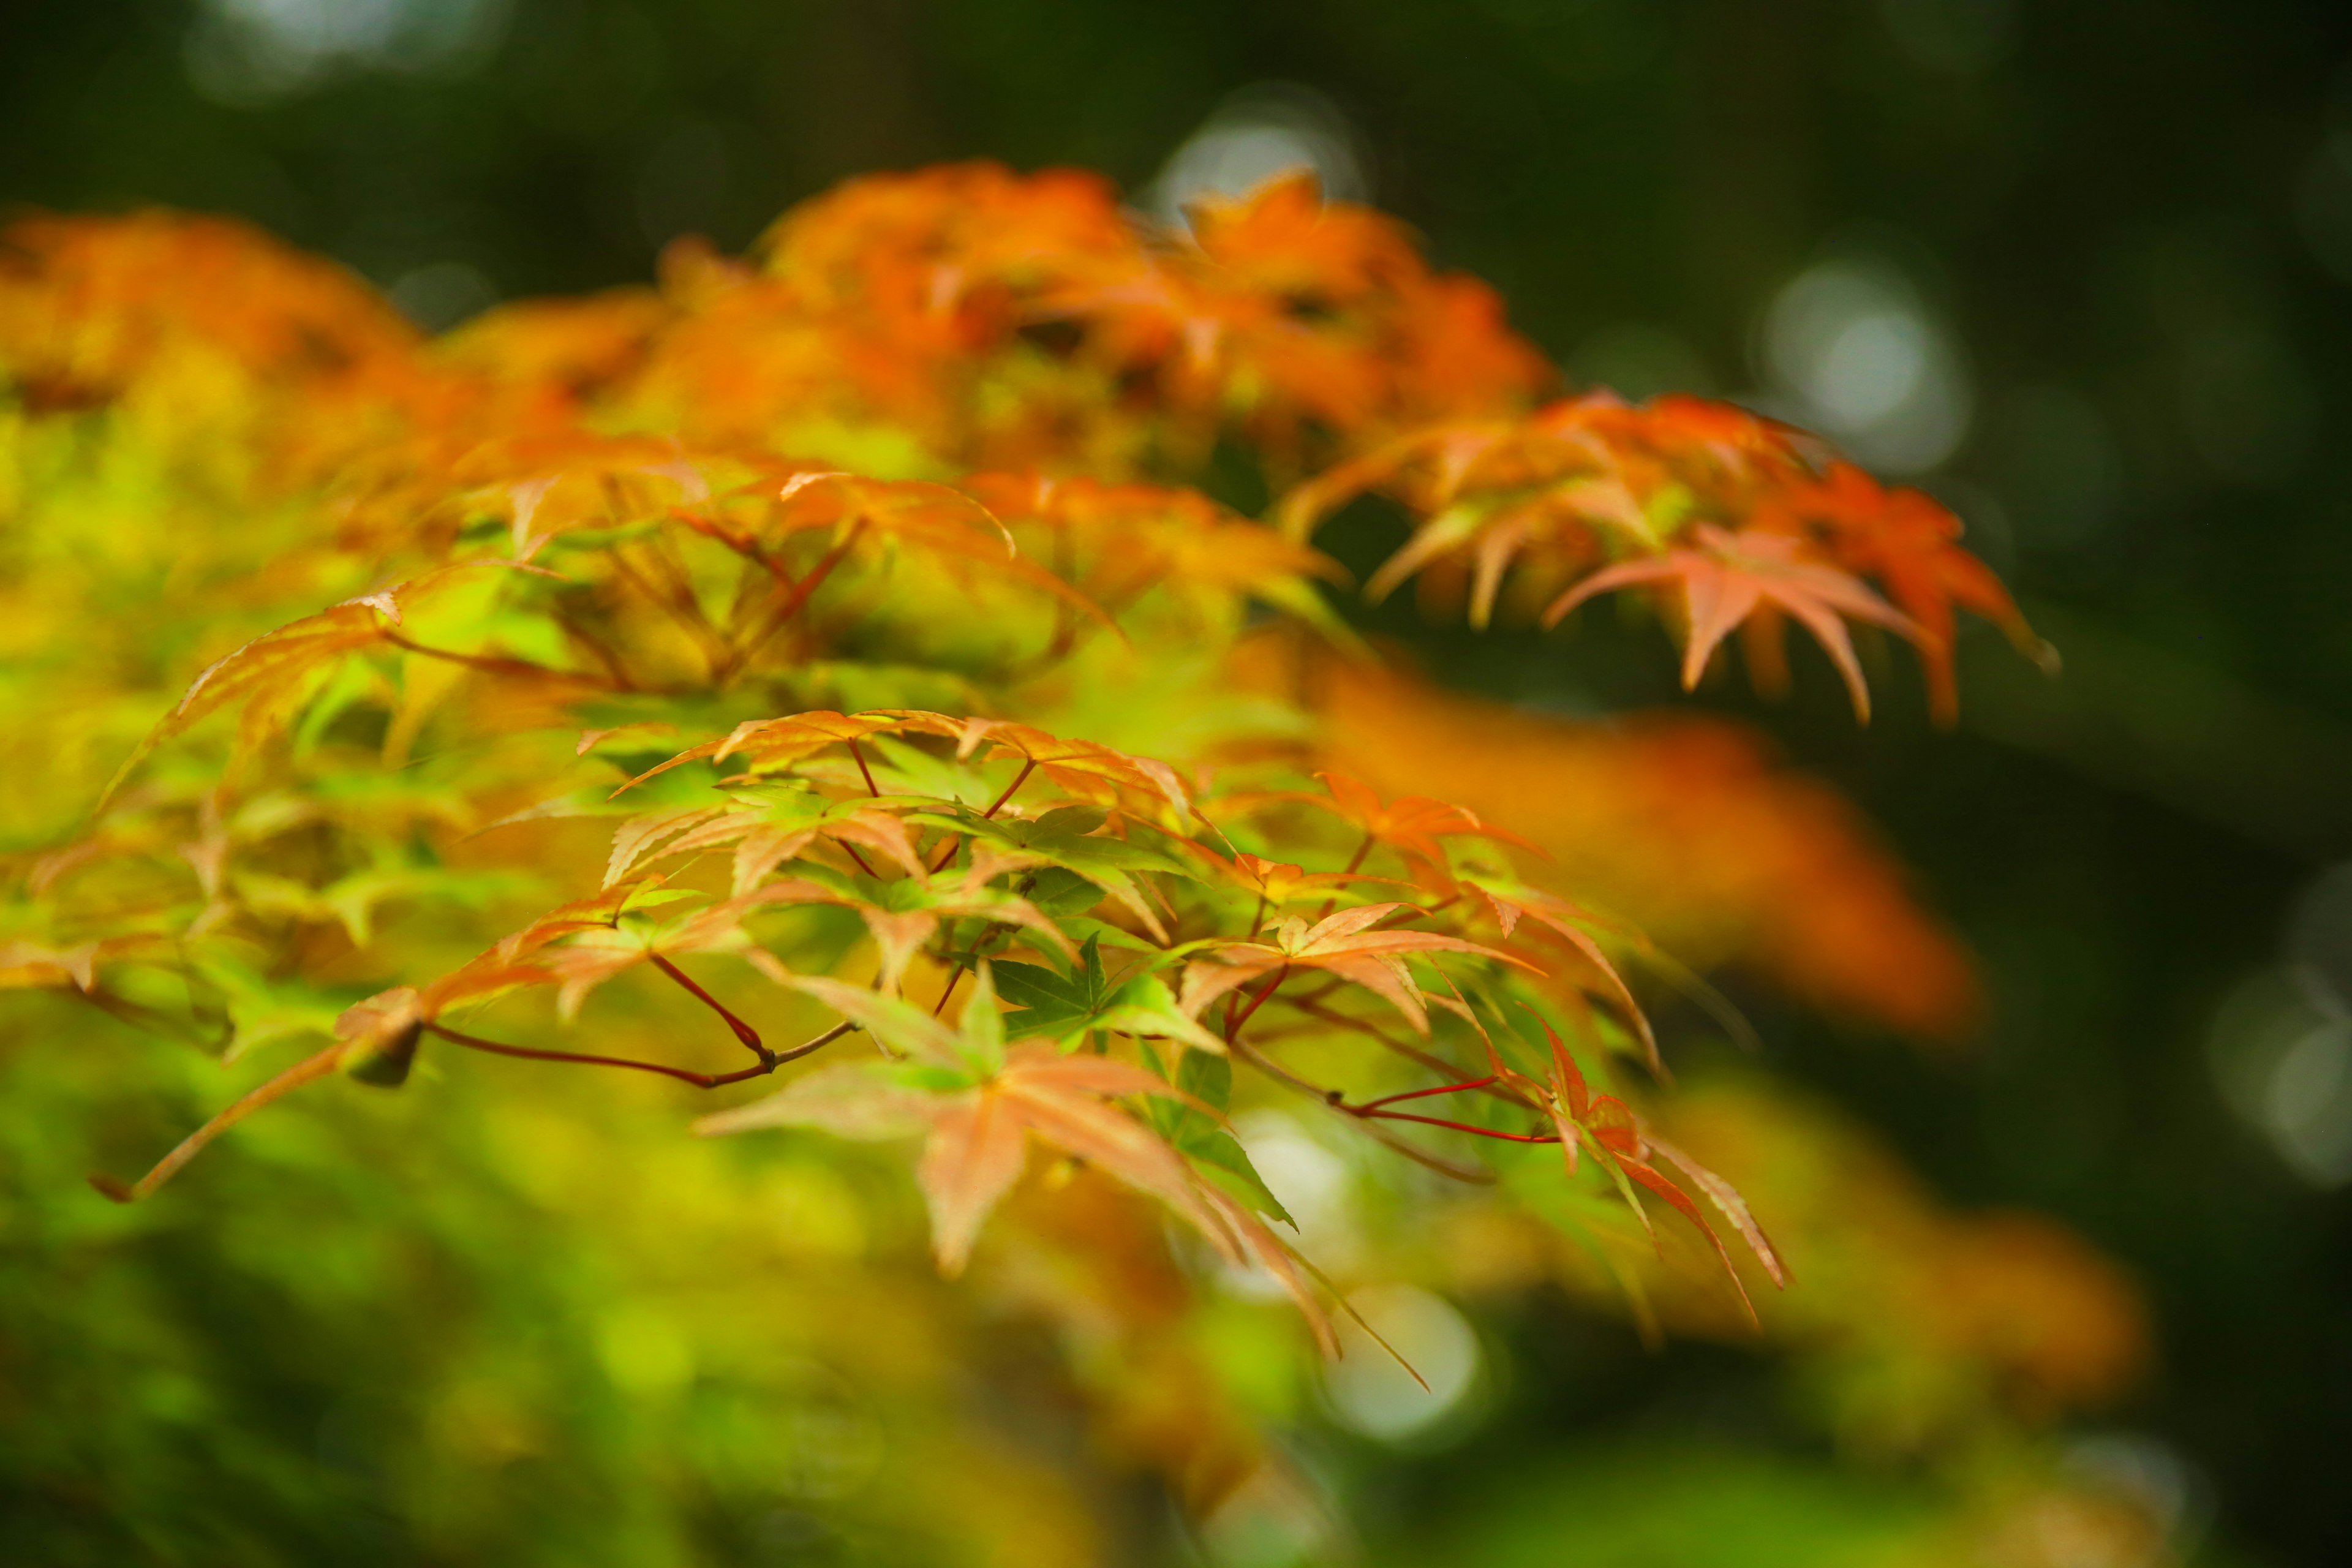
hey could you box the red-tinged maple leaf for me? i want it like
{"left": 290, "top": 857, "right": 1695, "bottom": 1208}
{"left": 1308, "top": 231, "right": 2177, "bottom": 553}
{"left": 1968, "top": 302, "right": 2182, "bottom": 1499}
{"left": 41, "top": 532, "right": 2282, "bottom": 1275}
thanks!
{"left": 429, "top": 288, "right": 672, "bottom": 408}
{"left": 654, "top": 466, "right": 1121, "bottom": 681}
{"left": 699, "top": 973, "right": 1235, "bottom": 1276}
{"left": 1215, "top": 851, "right": 1411, "bottom": 908}
{"left": 1462, "top": 878, "right": 1659, "bottom": 1072}
{"left": 756, "top": 160, "right": 1131, "bottom": 327}
{"left": 610, "top": 709, "right": 918, "bottom": 795}
{"left": 888, "top": 712, "right": 1194, "bottom": 823}
{"left": 1300, "top": 771, "right": 1540, "bottom": 886}
{"left": 91, "top": 919, "right": 592, "bottom": 1205}
{"left": 1369, "top": 479, "right": 1646, "bottom": 629}
{"left": 89, "top": 877, "right": 786, "bottom": 1204}
{"left": 1758, "top": 462, "right": 2054, "bottom": 723}
{"left": 1277, "top": 391, "right": 1760, "bottom": 543}
{"left": 1544, "top": 524, "right": 1922, "bottom": 722}
{"left": 1385, "top": 270, "right": 1556, "bottom": 423}
{"left": 1274, "top": 420, "right": 1526, "bottom": 541}
{"left": 376, "top": 430, "right": 722, "bottom": 559}
{"left": 1533, "top": 1016, "right": 1785, "bottom": 1321}
{"left": 1194, "top": 1180, "right": 1340, "bottom": 1359}
{"left": 1180, "top": 902, "right": 1539, "bottom": 1035}
{"left": 600, "top": 797, "right": 927, "bottom": 891}
{"left": 0, "top": 209, "right": 418, "bottom": 404}
{"left": 1621, "top": 393, "right": 1817, "bottom": 480}
{"left": 1179, "top": 172, "right": 1420, "bottom": 304}
{"left": 532, "top": 884, "right": 805, "bottom": 1017}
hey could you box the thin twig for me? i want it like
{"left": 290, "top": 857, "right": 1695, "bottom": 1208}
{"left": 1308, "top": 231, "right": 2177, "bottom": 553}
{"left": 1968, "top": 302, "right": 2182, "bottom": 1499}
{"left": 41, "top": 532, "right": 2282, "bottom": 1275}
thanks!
{"left": 846, "top": 739, "right": 881, "bottom": 797}
{"left": 1224, "top": 966, "right": 1289, "bottom": 1045}
{"left": 649, "top": 952, "right": 769, "bottom": 1061}
{"left": 382, "top": 631, "right": 606, "bottom": 688}
{"left": 933, "top": 965, "right": 966, "bottom": 1018}
{"left": 1284, "top": 997, "right": 1529, "bottom": 1109}
{"left": 981, "top": 760, "right": 1036, "bottom": 820}
{"left": 1357, "top": 1075, "right": 1499, "bottom": 1110}
{"left": 726, "top": 525, "right": 861, "bottom": 679}
{"left": 428, "top": 1019, "right": 854, "bottom": 1087}
{"left": 1228, "top": 1036, "right": 1494, "bottom": 1185}
{"left": 1352, "top": 1107, "right": 1559, "bottom": 1143}
{"left": 929, "top": 759, "right": 1035, "bottom": 874}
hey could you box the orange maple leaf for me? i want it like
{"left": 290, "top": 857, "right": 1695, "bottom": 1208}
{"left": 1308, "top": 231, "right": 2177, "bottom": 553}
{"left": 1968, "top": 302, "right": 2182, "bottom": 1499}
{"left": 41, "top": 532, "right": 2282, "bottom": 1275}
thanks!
{"left": 1545, "top": 525, "right": 1921, "bottom": 721}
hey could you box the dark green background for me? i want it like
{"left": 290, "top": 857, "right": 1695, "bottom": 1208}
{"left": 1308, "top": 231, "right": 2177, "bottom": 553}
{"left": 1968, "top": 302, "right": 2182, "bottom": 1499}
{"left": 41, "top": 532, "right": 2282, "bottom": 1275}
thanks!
{"left": 6, "top": 1, "right": 2349, "bottom": 1562}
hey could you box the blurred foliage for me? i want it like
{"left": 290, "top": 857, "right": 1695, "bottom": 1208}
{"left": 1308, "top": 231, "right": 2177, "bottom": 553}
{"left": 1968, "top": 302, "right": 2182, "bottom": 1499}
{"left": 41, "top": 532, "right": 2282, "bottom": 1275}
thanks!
{"left": 2, "top": 1, "right": 2349, "bottom": 1564}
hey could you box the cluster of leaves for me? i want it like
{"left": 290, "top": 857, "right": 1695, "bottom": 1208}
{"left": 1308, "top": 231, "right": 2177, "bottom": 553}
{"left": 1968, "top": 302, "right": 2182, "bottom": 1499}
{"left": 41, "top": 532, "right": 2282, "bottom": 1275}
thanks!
{"left": 0, "top": 163, "right": 2103, "bottom": 1538}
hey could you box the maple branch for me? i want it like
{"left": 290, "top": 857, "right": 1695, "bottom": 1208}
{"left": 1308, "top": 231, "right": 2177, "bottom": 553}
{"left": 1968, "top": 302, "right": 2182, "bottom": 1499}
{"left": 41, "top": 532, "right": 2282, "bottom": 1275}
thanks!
{"left": 1351, "top": 1107, "right": 1559, "bottom": 1144}
{"left": 930, "top": 916, "right": 1011, "bottom": 1015}
{"left": 1283, "top": 997, "right": 1519, "bottom": 1102}
{"left": 1227, "top": 1035, "right": 1495, "bottom": 1185}
{"left": 771, "top": 1020, "right": 859, "bottom": 1063}
{"left": 1357, "top": 1075, "right": 1499, "bottom": 1110}
{"left": 1227, "top": 1035, "right": 1336, "bottom": 1099}
{"left": 836, "top": 841, "right": 881, "bottom": 878}
{"left": 426, "top": 1019, "right": 856, "bottom": 1087}
{"left": 649, "top": 952, "right": 770, "bottom": 1063}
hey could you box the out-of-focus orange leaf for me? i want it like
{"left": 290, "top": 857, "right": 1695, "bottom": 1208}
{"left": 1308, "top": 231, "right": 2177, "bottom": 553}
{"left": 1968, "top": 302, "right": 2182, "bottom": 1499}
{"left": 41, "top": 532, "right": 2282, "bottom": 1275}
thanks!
{"left": 1300, "top": 657, "right": 1982, "bottom": 1041}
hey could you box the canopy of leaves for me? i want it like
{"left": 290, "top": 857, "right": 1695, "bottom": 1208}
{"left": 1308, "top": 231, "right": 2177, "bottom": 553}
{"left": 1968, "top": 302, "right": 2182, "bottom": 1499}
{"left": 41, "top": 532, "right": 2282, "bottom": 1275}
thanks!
{"left": 0, "top": 160, "right": 2116, "bottom": 1555}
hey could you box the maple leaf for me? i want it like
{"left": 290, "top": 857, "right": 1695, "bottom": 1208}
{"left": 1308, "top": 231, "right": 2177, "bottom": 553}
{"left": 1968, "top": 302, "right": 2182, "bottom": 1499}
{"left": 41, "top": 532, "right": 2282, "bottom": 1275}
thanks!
{"left": 611, "top": 709, "right": 921, "bottom": 796}
{"left": 1531, "top": 1016, "right": 1787, "bottom": 1321}
{"left": 678, "top": 468, "right": 1114, "bottom": 663}
{"left": 603, "top": 788, "right": 928, "bottom": 891}
{"left": 1757, "top": 462, "right": 2055, "bottom": 723}
{"left": 1461, "top": 875, "right": 1659, "bottom": 1072}
{"left": 1180, "top": 902, "right": 1538, "bottom": 1036}
{"left": 1544, "top": 524, "right": 1923, "bottom": 722}
{"left": 98, "top": 559, "right": 572, "bottom": 810}
{"left": 926, "top": 802, "right": 1194, "bottom": 941}
{"left": 888, "top": 712, "right": 1194, "bottom": 824}
{"left": 83, "top": 878, "right": 665, "bottom": 1204}
{"left": 993, "top": 937, "right": 1227, "bottom": 1056}
{"left": 957, "top": 471, "right": 1355, "bottom": 641}
{"left": 1295, "top": 771, "right": 1540, "bottom": 888}
{"left": 700, "top": 967, "right": 1235, "bottom": 1275}
{"left": 1180, "top": 171, "right": 1419, "bottom": 304}
{"left": 1213, "top": 851, "right": 1410, "bottom": 908}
